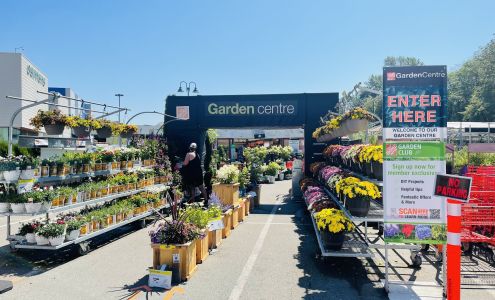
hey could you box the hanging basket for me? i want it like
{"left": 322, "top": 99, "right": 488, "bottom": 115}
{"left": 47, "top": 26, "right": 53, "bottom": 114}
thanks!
{"left": 345, "top": 196, "right": 370, "bottom": 217}
{"left": 320, "top": 230, "right": 345, "bottom": 251}
{"left": 120, "top": 130, "right": 136, "bottom": 139}
{"left": 96, "top": 126, "right": 113, "bottom": 138}
{"left": 73, "top": 126, "right": 91, "bottom": 138}
{"left": 44, "top": 123, "right": 65, "bottom": 135}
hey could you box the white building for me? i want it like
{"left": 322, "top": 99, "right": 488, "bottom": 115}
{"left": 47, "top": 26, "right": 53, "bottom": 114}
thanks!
{"left": 0, "top": 52, "right": 50, "bottom": 141}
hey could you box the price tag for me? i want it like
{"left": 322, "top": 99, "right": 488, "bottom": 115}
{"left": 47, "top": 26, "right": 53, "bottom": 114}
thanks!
{"left": 159, "top": 245, "right": 176, "bottom": 250}
{"left": 18, "top": 179, "right": 35, "bottom": 194}
{"left": 208, "top": 218, "right": 224, "bottom": 231}
{"left": 172, "top": 253, "right": 180, "bottom": 263}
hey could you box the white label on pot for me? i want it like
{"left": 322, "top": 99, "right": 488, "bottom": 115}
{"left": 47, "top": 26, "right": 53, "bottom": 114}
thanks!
{"left": 172, "top": 253, "right": 180, "bottom": 263}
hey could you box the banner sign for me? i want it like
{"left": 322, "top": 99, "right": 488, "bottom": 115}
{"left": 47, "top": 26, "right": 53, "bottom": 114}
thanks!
{"left": 434, "top": 174, "right": 472, "bottom": 203}
{"left": 383, "top": 66, "right": 448, "bottom": 244}
{"left": 382, "top": 65, "right": 447, "bottom": 140}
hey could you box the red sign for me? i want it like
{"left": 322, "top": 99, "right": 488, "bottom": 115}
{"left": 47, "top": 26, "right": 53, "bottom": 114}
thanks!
{"left": 434, "top": 174, "right": 472, "bottom": 202}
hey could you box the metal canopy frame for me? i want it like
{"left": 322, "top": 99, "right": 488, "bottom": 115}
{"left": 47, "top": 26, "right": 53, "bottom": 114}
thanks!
{"left": 5, "top": 92, "right": 130, "bottom": 156}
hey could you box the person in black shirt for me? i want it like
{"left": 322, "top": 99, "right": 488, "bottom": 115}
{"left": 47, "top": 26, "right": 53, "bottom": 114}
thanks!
{"left": 182, "top": 143, "right": 208, "bottom": 204}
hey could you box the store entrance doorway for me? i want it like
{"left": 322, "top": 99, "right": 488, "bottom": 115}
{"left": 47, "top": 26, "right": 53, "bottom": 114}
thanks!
{"left": 164, "top": 93, "right": 338, "bottom": 174}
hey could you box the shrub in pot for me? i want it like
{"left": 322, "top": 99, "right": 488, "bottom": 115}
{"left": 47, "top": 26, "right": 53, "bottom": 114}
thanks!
{"left": 29, "top": 109, "right": 69, "bottom": 135}
{"left": 314, "top": 208, "right": 354, "bottom": 250}
{"left": 117, "top": 124, "right": 138, "bottom": 139}
{"left": 38, "top": 222, "right": 66, "bottom": 246}
{"left": 265, "top": 162, "right": 281, "bottom": 184}
{"left": 183, "top": 204, "right": 210, "bottom": 263}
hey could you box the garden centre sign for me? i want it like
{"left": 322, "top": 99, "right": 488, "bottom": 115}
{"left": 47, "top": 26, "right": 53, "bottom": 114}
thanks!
{"left": 165, "top": 93, "right": 339, "bottom": 175}
{"left": 382, "top": 65, "right": 447, "bottom": 140}
{"left": 383, "top": 65, "right": 448, "bottom": 244}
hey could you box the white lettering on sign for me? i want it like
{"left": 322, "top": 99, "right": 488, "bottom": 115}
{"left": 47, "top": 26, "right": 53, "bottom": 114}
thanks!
{"left": 207, "top": 103, "right": 296, "bottom": 115}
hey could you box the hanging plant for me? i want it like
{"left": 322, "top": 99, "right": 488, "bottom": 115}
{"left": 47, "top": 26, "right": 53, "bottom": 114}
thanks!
{"left": 29, "top": 109, "right": 69, "bottom": 134}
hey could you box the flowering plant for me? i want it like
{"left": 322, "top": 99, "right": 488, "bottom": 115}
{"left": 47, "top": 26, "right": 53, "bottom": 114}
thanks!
{"left": 358, "top": 145, "right": 383, "bottom": 163}
{"left": 415, "top": 225, "right": 432, "bottom": 240}
{"left": 216, "top": 164, "right": 240, "bottom": 184}
{"left": 314, "top": 208, "right": 354, "bottom": 233}
{"left": 309, "top": 162, "right": 326, "bottom": 176}
{"left": 337, "top": 179, "right": 381, "bottom": 200}
{"left": 335, "top": 177, "right": 361, "bottom": 194}
{"left": 312, "top": 107, "right": 374, "bottom": 139}
{"left": 384, "top": 224, "right": 400, "bottom": 238}
{"left": 319, "top": 166, "right": 341, "bottom": 182}
{"left": 65, "top": 115, "right": 100, "bottom": 128}
{"left": 18, "top": 220, "right": 43, "bottom": 235}
{"left": 149, "top": 219, "right": 202, "bottom": 245}
{"left": 326, "top": 174, "right": 344, "bottom": 191}
{"left": 29, "top": 109, "right": 69, "bottom": 131}
{"left": 37, "top": 223, "right": 65, "bottom": 238}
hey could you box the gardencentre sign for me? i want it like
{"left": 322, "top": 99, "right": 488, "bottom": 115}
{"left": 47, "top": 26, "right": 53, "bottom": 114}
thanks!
{"left": 383, "top": 65, "right": 447, "bottom": 140}
{"left": 206, "top": 101, "right": 297, "bottom": 116}
{"left": 383, "top": 65, "right": 447, "bottom": 244}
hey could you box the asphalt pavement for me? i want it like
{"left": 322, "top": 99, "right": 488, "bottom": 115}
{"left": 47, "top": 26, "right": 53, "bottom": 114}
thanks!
{"left": 1, "top": 180, "right": 495, "bottom": 299}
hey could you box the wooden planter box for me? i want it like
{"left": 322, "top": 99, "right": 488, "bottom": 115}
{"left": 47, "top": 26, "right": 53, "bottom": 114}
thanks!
{"left": 208, "top": 229, "right": 222, "bottom": 249}
{"left": 238, "top": 200, "right": 245, "bottom": 222}
{"left": 222, "top": 210, "right": 232, "bottom": 238}
{"left": 151, "top": 242, "right": 197, "bottom": 282}
{"left": 196, "top": 232, "right": 209, "bottom": 264}
{"left": 212, "top": 183, "right": 240, "bottom": 206}
{"left": 231, "top": 205, "right": 240, "bottom": 229}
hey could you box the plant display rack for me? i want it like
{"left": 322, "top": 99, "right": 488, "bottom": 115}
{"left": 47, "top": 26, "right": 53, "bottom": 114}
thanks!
{"left": 7, "top": 184, "right": 172, "bottom": 255}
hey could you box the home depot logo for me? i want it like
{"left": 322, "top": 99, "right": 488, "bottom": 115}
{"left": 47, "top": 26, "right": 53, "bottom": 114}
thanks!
{"left": 386, "top": 144, "right": 398, "bottom": 157}
{"left": 387, "top": 72, "right": 396, "bottom": 81}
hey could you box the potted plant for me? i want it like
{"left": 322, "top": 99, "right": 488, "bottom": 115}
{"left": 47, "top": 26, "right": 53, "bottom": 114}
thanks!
{"left": 66, "top": 115, "right": 100, "bottom": 138}
{"left": 23, "top": 191, "right": 44, "bottom": 214}
{"left": 118, "top": 124, "right": 138, "bottom": 139}
{"left": 42, "top": 189, "right": 56, "bottom": 211}
{"left": 94, "top": 119, "right": 116, "bottom": 138}
{"left": 40, "top": 159, "right": 50, "bottom": 177}
{"left": 213, "top": 164, "right": 240, "bottom": 206}
{"left": 8, "top": 194, "right": 26, "bottom": 214}
{"left": 314, "top": 208, "right": 354, "bottom": 250}
{"left": 206, "top": 205, "right": 223, "bottom": 249}
{"left": 18, "top": 220, "right": 42, "bottom": 244}
{"left": 265, "top": 162, "right": 281, "bottom": 184}
{"left": 183, "top": 204, "right": 210, "bottom": 264}
{"left": 336, "top": 178, "right": 381, "bottom": 217}
{"left": 19, "top": 156, "right": 39, "bottom": 180}
{"left": 149, "top": 217, "right": 201, "bottom": 282}
{"left": 39, "top": 222, "right": 66, "bottom": 246}
{"left": 29, "top": 109, "right": 69, "bottom": 135}
{"left": 34, "top": 224, "right": 49, "bottom": 245}
{"left": 0, "top": 156, "right": 21, "bottom": 182}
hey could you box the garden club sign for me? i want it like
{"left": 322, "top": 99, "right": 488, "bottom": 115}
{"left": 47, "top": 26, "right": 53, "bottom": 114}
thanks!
{"left": 206, "top": 101, "right": 297, "bottom": 116}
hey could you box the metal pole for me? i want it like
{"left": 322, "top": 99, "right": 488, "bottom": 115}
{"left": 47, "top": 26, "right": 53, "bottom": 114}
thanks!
{"left": 384, "top": 242, "right": 389, "bottom": 292}
{"left": 488, "top": 122, "right": 491, "bottom": 143}
{"left": 8, "top": 96, "right": 54, "bottom": 156}
{"left": 126, "top": 111, "right": 166, "bottom": 124}
{"left": 115, "top": 94, "right": 123, "bottom": 147}
{"left": 37, "top": 91, "right": 122, "bottom": 110}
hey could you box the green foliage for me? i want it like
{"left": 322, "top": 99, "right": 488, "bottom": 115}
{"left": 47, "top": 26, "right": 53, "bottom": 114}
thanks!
{"left": 266, "top": 161, "right": 281, "bottom": 176}
{"left": 207, "top": 205, "right": 222, "bottom": 220}
{"left": 37, "top": 223, "right": 65, "bottom": 238}
{"left": 238, "top": 166, "right": 250, "bottom": 189}
{"left": 183, "top": 205, "right": 210, "bottom": 229}
{"left": 67, "top": 219, "right": 85, "bottom": 231}
{"left": 206, "top": 129, "right": 218, "bottom": 144}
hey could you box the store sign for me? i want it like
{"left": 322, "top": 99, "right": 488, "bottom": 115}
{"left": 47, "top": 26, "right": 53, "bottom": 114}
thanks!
{"left": 176, "top": 106, "right": 190, "bottom": 120}
{"left": 26, "top": 65, "right": 46, "bottom": 87}
{"left": 382, "top": 66, "right": 447, "bottom": 140}
{"left": 383, "top": 65, "right": 448, "bottom": 244}
{"left": 434, "top": 174, "right": 472, "bottom": 203}
{"left": 206, "top": 101, "right": 297, "bottom": 116}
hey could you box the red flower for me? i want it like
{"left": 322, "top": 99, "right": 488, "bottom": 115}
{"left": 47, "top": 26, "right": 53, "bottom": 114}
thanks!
{"left": 401, "top": 224, "right": 414, "bottom": 238}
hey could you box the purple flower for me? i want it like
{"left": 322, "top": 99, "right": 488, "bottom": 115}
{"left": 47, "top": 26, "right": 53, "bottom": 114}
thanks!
{"left": 384, "top": 224, "right": 400, "bottom": 238}
{"left": 415, "top": 225, "right": 432, "bottom": 240}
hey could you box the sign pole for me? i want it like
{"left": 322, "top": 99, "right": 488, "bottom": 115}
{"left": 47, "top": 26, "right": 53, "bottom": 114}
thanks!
{"left": 446, "top": 198, "right": 462, "bottom": 300}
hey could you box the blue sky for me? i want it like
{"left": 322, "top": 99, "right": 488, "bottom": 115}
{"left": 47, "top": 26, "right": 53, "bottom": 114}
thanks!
{"left": 1, "top": 0, "right": 494, "bottom": 125}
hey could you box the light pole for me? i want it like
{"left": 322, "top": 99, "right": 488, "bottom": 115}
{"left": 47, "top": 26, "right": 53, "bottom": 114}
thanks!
{"left": 177, "top": 81, "right": 198, "bottom": 96}
{"left": 14, "top": 47, "right": 24, "bottom": 53}
{"left": 115, "top": 93, "right": 124, "bottom": 146}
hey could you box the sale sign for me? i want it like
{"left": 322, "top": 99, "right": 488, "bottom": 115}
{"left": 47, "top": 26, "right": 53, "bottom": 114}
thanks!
{"left": 434, "top": 174, "right": 472, "bottom": 203}
{"left": 382, "top": 66, "right": 447, "bottom": 141}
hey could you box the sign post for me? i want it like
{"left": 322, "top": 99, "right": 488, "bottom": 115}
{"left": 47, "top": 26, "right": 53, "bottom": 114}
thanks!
{"left": 434, "top": 174, "right": 472, "bottom": 300}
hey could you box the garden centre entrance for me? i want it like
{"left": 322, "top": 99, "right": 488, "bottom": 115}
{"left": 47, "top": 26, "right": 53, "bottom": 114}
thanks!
{"left": 164, "top": 93, "right": 339, "bottom": 173}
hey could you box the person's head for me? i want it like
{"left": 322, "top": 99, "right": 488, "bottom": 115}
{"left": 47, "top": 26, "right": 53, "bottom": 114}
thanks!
{"left": 189, "top": 142, "right": 197, "bottom": 152}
